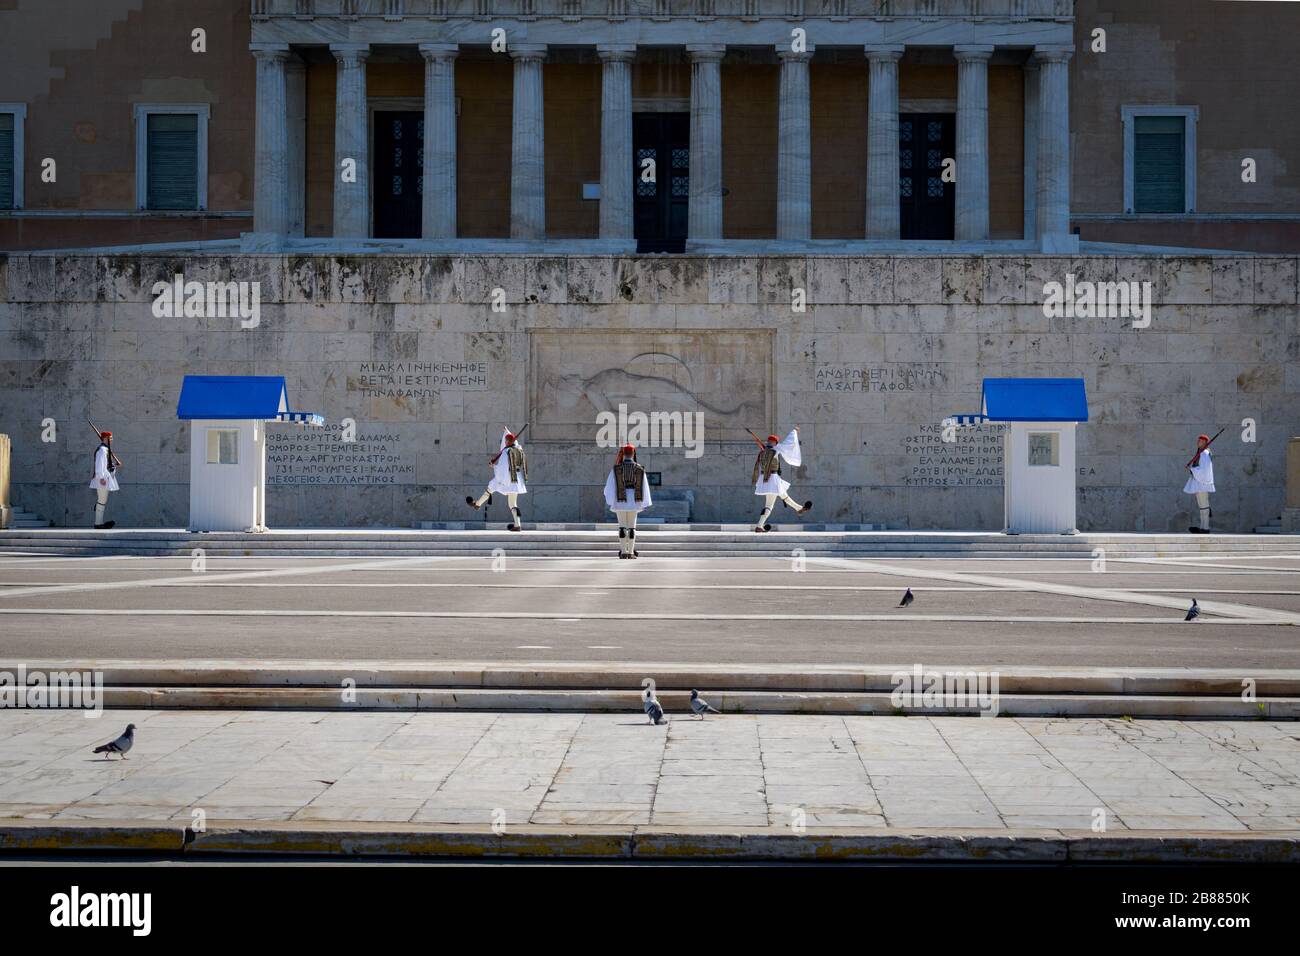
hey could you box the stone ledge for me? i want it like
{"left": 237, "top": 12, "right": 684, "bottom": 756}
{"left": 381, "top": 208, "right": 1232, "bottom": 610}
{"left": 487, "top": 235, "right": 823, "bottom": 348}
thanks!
{"left": 2, "top": 820, "right": 1297, "bottom": 863}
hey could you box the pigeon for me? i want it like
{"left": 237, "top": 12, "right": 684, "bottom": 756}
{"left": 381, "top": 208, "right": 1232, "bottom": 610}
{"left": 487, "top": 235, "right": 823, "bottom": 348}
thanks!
{"left": 689, "top": 689, "right": 720, "bottom": 719}
{"left": 898, "top": 588, "right": 914, "bottom": 608}
{"left": 1184, "top": 599, "right": 1200, "bottom": 622}
{"left": 643, "top": 689, "right": 666, "bottom": 725}
{"left": 92, "top": 723, "right": 135, "bottom": 760}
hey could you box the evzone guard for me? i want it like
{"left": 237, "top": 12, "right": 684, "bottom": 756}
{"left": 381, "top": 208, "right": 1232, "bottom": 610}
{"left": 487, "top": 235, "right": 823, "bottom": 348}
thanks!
{"left": 750, "top": 427, "right": 812, "bottom": 532}
{"left": 466, "top": 427, "right": 528, "bottom": 531}
{"left": 89, "top": 428, "right": 121, "bottom": 530}
{"left": 1184, "top": 429, "right": 1221, "bottom": 535}
{"left": 604, "top": 443, "right": 652, "bottom": 559}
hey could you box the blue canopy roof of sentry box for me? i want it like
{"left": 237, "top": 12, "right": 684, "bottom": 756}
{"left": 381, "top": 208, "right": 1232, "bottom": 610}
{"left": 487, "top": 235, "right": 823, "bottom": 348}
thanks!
{"left": 176, "top": 376, "right": 324, "bottom": 426}
{"left": 980, "top": 377, "right": 1088, "bottom": 423}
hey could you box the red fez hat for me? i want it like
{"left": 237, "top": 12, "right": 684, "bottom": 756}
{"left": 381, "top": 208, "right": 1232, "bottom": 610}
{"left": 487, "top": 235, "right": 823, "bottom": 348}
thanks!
{"left": 504, "top": 432, "right": 516, "bottom": 443}
{"left": 766, "top": 434, "right": 780, "bottom": 444}
{"left": 100, "top": 431, "right": 113, "bottom": 439}
{"left": 1198, "top": 434, "right": 1210, "bottom": 443}
{"left": 621, "top": 443, "right": 635, "bottom": 453}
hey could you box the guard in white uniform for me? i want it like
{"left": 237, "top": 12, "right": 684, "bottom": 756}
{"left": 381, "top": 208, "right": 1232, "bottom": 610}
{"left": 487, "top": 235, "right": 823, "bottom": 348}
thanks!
{"left": 753, "top": 428, "right": 812, "bottom": 532}
{"left": 1183, "top": 433, "right": 1215, "bottom": 534}
{"left": 466, "top": 429, "right": 528, "bottom": 531}
{"left": 603, "top": 444, "right": 652, "bottom": 559}
{"left": 89, "top": 431, "right": 120, "bottom": 529}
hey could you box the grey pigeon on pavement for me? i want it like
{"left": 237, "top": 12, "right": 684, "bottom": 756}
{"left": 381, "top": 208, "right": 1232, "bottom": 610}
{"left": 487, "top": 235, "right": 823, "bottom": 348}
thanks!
{"left": 1184, "top": 599, "right": 1200, "bottom": 622}
{"left": 643, "top": 689, "right": 666, "bottom": 725}
{"left": 898, "top": 588, "right": 914, "bottom": 608}
{"left": 93, "top": 723, "right": 135, "bottom": 760}
{"left": 689, "top": 689, "right": 720, "bottom": 719}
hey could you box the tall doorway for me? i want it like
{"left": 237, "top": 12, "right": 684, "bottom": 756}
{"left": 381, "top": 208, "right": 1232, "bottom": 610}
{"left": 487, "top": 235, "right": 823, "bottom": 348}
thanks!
{"left": 633, "top": 112, "right": 689, "bottom": 253}
{"left": 373, "top": 110, "right": 423, "bottom": 239}
{"left": 899, "top": 112, "right": 956, "bottom": 241}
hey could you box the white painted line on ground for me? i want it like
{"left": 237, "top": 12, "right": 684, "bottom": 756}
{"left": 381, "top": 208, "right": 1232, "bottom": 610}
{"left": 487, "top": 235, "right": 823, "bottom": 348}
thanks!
{"left": 0, "top": 608, "right": 1272, "bottom": 624}
{"left": 808, "top": 556, "right": 1300, "bottom": 624}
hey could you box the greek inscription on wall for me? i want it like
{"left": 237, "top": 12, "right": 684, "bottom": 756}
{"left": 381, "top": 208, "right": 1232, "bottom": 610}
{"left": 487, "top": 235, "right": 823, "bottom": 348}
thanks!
{"left": 815, "top": 364, "right": 949, "bottom": 393}
{"left": 348, "top": 361, "right": 488, "bottom": 400}
{"left": 904, "top": 424, "right": 1005, "bottom": 487}
{"left": 267, "top": 425, "right": 415, "bottom": 485}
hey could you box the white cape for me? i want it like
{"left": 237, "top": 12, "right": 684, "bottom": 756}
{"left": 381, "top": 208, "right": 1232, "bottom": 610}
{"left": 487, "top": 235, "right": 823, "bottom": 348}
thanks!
{"left": 754, "top": 428, "right": 800, "bottom": 496}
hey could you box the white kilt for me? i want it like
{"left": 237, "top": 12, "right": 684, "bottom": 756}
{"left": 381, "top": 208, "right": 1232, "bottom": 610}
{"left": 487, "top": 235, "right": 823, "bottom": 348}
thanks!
{"left": 487, "top": 443, "right": 527, "bottom": 495}
{"left": 754, "top": 473, "right": 792, "bottom": 496}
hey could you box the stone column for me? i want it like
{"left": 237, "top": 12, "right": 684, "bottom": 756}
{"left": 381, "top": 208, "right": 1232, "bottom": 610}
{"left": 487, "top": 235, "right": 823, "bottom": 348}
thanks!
{"left": 598, "top": 44, "right": 635, "bottom": 240}
{"left": 510, "top": 44, "right": 547, "bottom": 240}
{"left": 776, "top": 45, "right": 813, "bottom": 241}
{"left": 285, "top": 54, "right": 306, "bottom": 237}
{"left": 252, "top": 43, "right": 290, "bottom": 236}
{"left": 1035, "top": 46, "right": 1073, "bottom": 251}
{"left": 687, "top": 44, "right": 725, "bottom": 242}
{"left": 1022, "top": 59, "right": 1039, "bottom": 242}
{"left": 331, "top": 43, "right": 371, "bottom": 238}
{"left": 865, "top": 44, "right": 903, "bottom": 240}
{"left": 420, "top": 43, "right": 458, "bottom": 239}
{"left": 954, "top": 44, "right": 993, "bottom": 241}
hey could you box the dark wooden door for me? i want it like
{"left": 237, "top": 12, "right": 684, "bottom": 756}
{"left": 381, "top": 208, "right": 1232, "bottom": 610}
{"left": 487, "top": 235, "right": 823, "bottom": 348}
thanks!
{"left": 899, "top": 112, "right": 955, "bottom": 241}
{"left": 373, "top": 110, "right": 423, "bottom": 239}
{"left": 633, "top": 112, "right": 690, "bottom": 253}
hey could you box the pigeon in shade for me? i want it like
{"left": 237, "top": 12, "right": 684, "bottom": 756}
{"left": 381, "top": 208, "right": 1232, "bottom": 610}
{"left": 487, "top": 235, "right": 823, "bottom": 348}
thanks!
{"left": 92, "top": 723, "right": 135, "bottom": 760}
{"left": 898, "top": 588, "right": 915, "bottom": 608}
{"left": 1184, "top": 599, "right": 1200, "bottom": 622}
{"left": 643, "top": 688, "right": 666, "bottom": 725}
{"left": 689, "top": 689, "right": 720, "bottom": 719}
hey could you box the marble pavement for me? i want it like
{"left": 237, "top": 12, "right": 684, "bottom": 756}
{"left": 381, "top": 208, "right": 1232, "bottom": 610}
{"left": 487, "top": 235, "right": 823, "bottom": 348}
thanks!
{"left": 2, "top": 709, "right": 1298, "bottom": 833}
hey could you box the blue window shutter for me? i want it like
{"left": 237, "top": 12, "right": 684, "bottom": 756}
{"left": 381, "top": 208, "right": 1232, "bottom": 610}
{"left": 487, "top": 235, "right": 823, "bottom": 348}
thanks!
{"left": 146, "top": 113, "right": 199, "bottom": 210}
{"left": 0, "top": 113, "right": 14, "bottom": 210}
{"left": 1133, "top": 115, "right": 1185, "bottom": 214}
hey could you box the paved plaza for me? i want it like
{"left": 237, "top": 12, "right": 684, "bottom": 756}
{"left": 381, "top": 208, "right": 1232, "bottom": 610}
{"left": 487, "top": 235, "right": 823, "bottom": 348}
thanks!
{"left": 0, "top": 550, "right": 1298, "bottom": 667}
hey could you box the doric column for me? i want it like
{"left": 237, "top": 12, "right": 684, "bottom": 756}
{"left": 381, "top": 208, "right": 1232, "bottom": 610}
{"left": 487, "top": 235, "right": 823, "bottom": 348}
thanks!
{"left": 1022, "top": 59, "right": 1039, "bottom": 242}
{"left": 687, "top": 44, "right": 725, "bottom": 242}
{"left": 954, "top": 44, "right": 993, "bottom": 241}
{"left": 510, "top": 44, "right": 547, "bottom": 240}
{"left": 251, "top": 43, "right": 290, "bottom": 236}
{"left": 420, "top": 43, "right": 458, "bottom": 239}
{"left": 598, "top": 44, "right": 635, "bottom": 240}
{"left": 331, "top": 43, "right": 371, "bottom": 238}
{"left": 776, "top": 44, "right": 813, "bottom": 240}
{"left": 1034, "top": 46, "right": 1074, "bottom": 251}
{"left": 285, "top": 54, "right": 306, "bottom": 237}
{"left": 865, "top": 44, "right": 903, "bottom": 240}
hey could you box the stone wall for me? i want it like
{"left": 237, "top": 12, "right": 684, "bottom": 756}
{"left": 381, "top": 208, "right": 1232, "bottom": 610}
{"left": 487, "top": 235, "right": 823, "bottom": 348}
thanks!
{"left": 0, "top": 252, "right": 1296, "bottom": 530}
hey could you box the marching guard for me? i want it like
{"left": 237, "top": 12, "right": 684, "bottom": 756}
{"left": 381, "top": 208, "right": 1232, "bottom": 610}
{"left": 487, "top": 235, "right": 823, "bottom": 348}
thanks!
{"left": 466, "top": 428, "right": 528, "bottom": 532}
{"left": 604, "top": 444, "right": 652, "bottom": 559}
{"left": 90, "top": 430, "right": 120, "bottom": 529}
{"left": 752, "top": 427, "right": 812, "bottom": 532}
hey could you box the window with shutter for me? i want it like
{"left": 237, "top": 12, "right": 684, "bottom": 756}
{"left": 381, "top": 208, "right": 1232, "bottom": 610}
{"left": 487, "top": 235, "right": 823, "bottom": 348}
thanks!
{"left": 146, "top": 113, "right": 199, "bottom": 210}
{"left": 1133, "top": 115, "right": 1185, "bottom": 214}
{"left": 0, "top": 113, "right": 14, "bottom": 210}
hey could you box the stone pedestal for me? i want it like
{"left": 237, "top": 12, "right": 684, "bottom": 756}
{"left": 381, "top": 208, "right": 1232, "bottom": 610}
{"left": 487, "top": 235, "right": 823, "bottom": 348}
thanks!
{"left": 0, "top": 434, "right": 10, "bottom": 530}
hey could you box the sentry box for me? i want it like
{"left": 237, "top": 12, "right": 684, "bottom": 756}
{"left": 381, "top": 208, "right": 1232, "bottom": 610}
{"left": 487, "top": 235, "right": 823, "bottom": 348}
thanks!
{"left": 177, "top": 375, "right": 324, "bottom": 532}
{"left": 950, "top": 378, "right": 1089, "bottom": 535}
